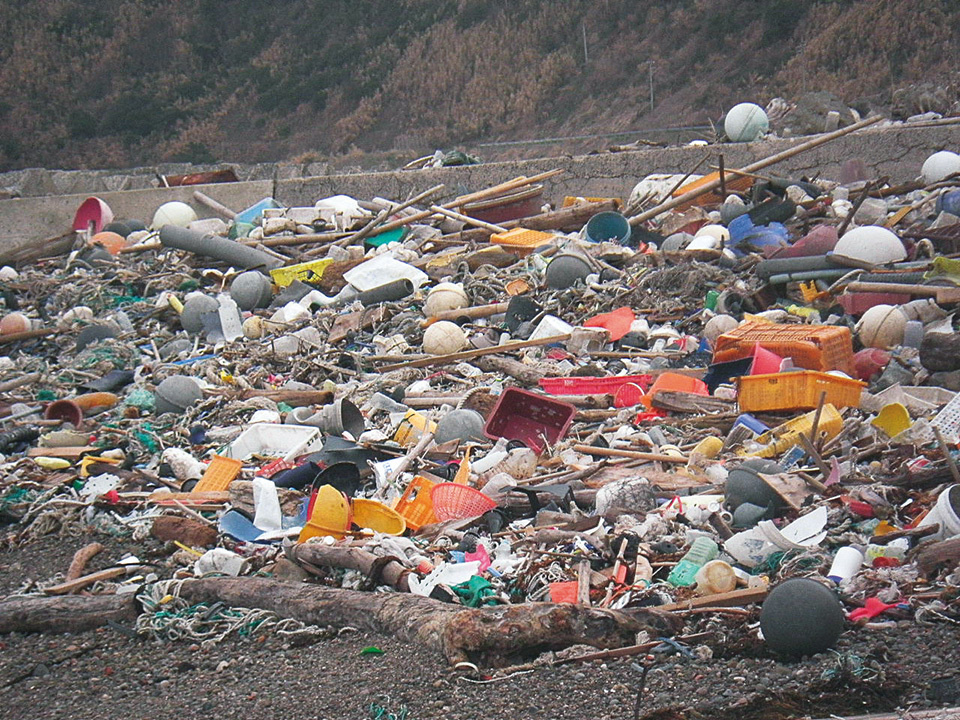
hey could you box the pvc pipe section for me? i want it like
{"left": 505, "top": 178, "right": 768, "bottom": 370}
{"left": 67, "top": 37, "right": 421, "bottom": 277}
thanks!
{"left": 159, "top": 225, "right": 283, "bottom": 272}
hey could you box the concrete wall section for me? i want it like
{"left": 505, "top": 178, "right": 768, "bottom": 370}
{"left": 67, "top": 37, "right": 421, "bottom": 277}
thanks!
{"left": 276, "top": 124, "right": 960, "bottom": 207}
{"left": 0, "top": 180, "right": 274, "bottom": 245}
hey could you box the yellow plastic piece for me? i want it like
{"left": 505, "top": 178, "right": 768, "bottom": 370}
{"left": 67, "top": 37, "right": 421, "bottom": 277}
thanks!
{"left": 299, "top": 485, "right": 351, "bottom": 542}
{"left": 871, "top": 402, "right": 912, "bottom": 438}
{"left": 736, "top": 371, "right": 864, "bottom": 413}
{"left": 453, "top": 447, "right": 471, "bottom": 485}
{"left": 34, "top": 457, "right": 72, "bottom": 470}
{"left": 169, "top": 296, "right": 184, "bottom": 314}
{"left": 80, "top": 455, "right": 122, "bottom": 477}
{"left": 193, "top": 455, "right": 244, "bottom": 493}
{"left": 799, "top": 282, "right": 821, "bottom": 303}
{"left": 393, "top": 409, "right": 438, "bottom": 447}
{"left": 351, "top": 498, "right": 406, "bottom": 536}
{"left": 742, "top": 404, "right": 843, "bottom": 458}
{"left": 269, "top": 258, "right": 334, "bottom": 288}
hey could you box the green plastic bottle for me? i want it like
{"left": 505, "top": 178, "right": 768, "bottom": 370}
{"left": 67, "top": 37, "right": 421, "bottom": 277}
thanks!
{"left": 667, "top": 536, "right": 719, "bottom": 587}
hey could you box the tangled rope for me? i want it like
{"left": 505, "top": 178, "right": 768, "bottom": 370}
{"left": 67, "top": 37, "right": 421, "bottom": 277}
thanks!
{"left": 135, "top": 579, "right": 334, "bottom": 647}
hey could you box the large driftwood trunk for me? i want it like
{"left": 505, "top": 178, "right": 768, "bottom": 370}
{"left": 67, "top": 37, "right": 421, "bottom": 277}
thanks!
{"left": 176, "top": 577, "right": 679, "bottom": 666}
{"left": 0, "top": 594, "right": 137, "bottom": 633}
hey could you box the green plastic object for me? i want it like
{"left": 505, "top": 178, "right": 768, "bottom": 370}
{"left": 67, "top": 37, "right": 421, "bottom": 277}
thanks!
{"left": 365, "top": 226, "right": 406, "bottom": 248}
{"left": 667, "top": 536, "right": 719, "bottom": 587}
{"left": 228, "top": 222, "right": 256, "bottom": 240}
{"left": 360, "top": 646, "right": 384, "bottom": 655}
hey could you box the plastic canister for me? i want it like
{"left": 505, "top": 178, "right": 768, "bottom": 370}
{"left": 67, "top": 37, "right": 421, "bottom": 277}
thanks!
{"left": 667, "top": 536, "right": 719, "bottom": 587}
{"left": 393, "top": 409, "right": 437, "bottom": 446}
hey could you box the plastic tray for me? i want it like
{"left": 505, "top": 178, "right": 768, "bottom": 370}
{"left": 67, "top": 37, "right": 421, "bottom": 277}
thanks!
{"left": 713, "top": 321, "right": 854, "bottom": 374}
{"left": 220, "top": 424, "right": 322, "bottom": 462}
{"left": 489, "top": 228, "right": 554, "bottom": 257}
{"left": 538, "top": 375, "right": 652, "bottom": 396}
{"left": 484, "top": 387, "right": 576, "bottom": 454}
{"left": 193, "top": 455, "right": 244, "bottom": 493}
{"left": 736, "top": 371, "right": 865, "bottom": 413}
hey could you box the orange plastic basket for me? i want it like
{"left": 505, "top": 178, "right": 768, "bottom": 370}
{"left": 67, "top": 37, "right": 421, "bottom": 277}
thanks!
{"left": 736, "top": 371, "right": 865, "bottom": 413}
{"left": 393, "top": 475, "right": 438, "bottom": 531}
{"left": 193, "top": 455, "right": 244, "bottom": 493}
{"left": 489, "top": 228, "right": 554, "bottom": 257}
{"left": 713, "top": 322, "right": 854, "bottom": 374}
{"left": 430, "top": 483, "right": 497, "bottom": 521}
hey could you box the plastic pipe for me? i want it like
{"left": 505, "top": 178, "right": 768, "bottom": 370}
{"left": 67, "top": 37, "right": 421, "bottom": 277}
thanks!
{"left": 357, "top": 279, "right": 415, "bottom": 306}
{"left": 159, "top": 225, "right": 283, "bottom": 272}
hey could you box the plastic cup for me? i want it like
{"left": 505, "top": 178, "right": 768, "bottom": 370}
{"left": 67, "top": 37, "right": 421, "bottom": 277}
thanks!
{"left": 827, "top": 546, "right": 864, "bottom": 583}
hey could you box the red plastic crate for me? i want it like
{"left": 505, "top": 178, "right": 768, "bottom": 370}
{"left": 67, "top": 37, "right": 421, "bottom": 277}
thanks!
{"left": 538, "top": 375, "right": 652, "bottom": 396}
{"left": 484, "top": 387, "right": 576, "bottom": 454}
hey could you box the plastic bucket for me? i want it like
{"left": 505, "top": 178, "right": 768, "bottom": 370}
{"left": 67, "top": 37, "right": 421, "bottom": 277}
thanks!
{"left": 918, "top": 484, "right": 960, "bottom": 540}
{"left": 584, "top": 211, "right": 631, "bottom": 245}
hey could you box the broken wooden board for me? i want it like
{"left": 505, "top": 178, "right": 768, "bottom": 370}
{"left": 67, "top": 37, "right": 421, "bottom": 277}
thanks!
{"left": 758, "top": 472, "right": 813, "bottom": 511}
{"left": 27, "top": 446, "right": 98, "bottom": 459}
{"left": 327, "top": 306, "right": 388, "bottom": 345}
{"left": 656, "top": 586, "right": 769, "bottom": 612}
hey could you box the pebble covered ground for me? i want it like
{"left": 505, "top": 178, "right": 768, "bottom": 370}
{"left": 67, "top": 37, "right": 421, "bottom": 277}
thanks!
{"left": 1, "top": 536, "right": 959, "bottom": 720}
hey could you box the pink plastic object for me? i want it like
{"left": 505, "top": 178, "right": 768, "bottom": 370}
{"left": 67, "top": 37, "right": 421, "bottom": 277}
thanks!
{"left": 44, "top": 399, "right": 83, "bottom": 427}
{"left": 72, "top": 197, "right": 114, "bottom": 234}
{"left": 766, "top": 225, "right": 838, "bottom": 259}
{"left": 430, "top": 483, "right": 498, "bottom": 521}
{"left": 539, "top": 375, "right": 652, "bottom": 396}
{"left": 750, "top": 343, "right": 784, "bottom": 375}
{"left": 484, "top": 387, "right": 576, "bottom": 453}
{"left": 465, "top": 544, "right": 492, "bottom": 572}
{"left": 837, "top": 292, "right": 912, "bottom": 317}
{"left": 584, "top": 306, "right": 635, "bottom": 342}
{"left": 614, "top": 382, "right": 645, "bottom": 408}
{"left": 640, "top": 373, "right": 708, "bottom": 409}
{"left": 852, "top": 348, "right": 891, "bottom": 382}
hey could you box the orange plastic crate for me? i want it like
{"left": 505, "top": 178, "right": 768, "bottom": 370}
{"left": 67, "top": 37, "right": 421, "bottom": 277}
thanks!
{"left": 489, "top": 228, "right": 554, "bottom": 257}
{"left": 737, "top": 371, "right": 865, "bottom": 413}
{"left": 193, "top": 455, "right": 244, "bottom": 493}
{"left": 393, "top": 475, "right": 438, "bottom": 531}
{"left": 713, "top": 322, "right": 854, "bottom": 374}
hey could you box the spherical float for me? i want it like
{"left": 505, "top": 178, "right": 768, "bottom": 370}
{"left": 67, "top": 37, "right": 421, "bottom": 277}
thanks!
{"left": 834, "top": 226, "right": 906, "bottom": 264}
{"left": 422, "top": 321, "right": 467, "bottom": 355}
{"left": 703, "top": 314, "right": 739, "bottom": 348}
{"left": 0, "top": 312, "right": 31, "bottom": 335}
{"left": 230, "top": 271, "right": 273, "bottom": 311}
{"left": 759, "top": 578, "right": 845, "bottom": 656}
{"left": 434, "top": 408, "right": 486, "bottom": 444}
{"left": 724, "top": 103, "right": 769, "bottom": 142}
{"left": 545, "top": 254, "right": 592, "bottom": 290}
{"left": 90, "top": 231, "right": 127, "bottom": 255}
{"left": 151, "top": 201, "right": 197, "bottom": 230}
{"left": 922, "top": 150, "right": 960, "bottom": 185}
{"left": 856, "top": 304, "right": 907, "bottom": 349}
{"left": 154, "top": 375, "right": 202, "bottom": 415}
{"left": 180, "top": 294, "right": 220, "bottom": 334}
{"left": 424, "top": 282, "right": 469, "bottom": 317}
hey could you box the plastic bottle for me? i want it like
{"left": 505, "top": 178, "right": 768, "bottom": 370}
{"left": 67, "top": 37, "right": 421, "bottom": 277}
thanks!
{"left": 667, "top": 536, "right": 719, "bottom": 587}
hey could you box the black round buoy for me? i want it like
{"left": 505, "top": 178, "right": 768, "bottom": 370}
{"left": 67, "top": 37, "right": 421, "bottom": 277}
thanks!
{"left": 760, "top": 578, "right": 845, "bottom": 657}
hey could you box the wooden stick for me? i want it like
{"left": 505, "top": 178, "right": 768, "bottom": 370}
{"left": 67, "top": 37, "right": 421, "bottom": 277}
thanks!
{"left": 422, "top": 302, "right": 509, "bottom": 327}
{"left": 429, "top": 205, "right": 508, "bottom": 233}
{"left": 42, "top": 566, "right": 128, "bottom": 595}
{"left": 655, "top": 586, "right": 768, "bottom": 611}
{"left": 338, "top": 184, "right": 445, "bottom": 247}
{"left": 370, "top": 169, "right": 563, "bottom": 237}
{"left": 378, "top": 334, "right": 571, "bottom": 372}
{"left": 192, "top": 190, "right": 237, "bottom": 220}
{"left": 65, "top": 542, "right": 104, "bottom": 582}
{"left": 577, "top": 560, "right": 592, "bottom": 606}
{"left": 628, "top": 116, "right": 884, "bottom": 226}
{"left": 0, "top": 328, "right": 57, "bottom": 345}
{"left": 386, "top": 431, "right": 435, "bottom": 486}
{"left": 809, "top": 389, "right": 828, "bottom": 450}
{"left": 0, "top": 372, "right": 42, "bottom": 393}
{"left": 934, "top": 427, "right": 960, "bottom": 485}
{"left": 572, "top": 444, "right": 689, "bottom": 464}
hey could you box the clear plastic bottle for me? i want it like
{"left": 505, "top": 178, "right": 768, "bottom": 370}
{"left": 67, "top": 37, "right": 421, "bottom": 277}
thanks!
{"left": 667, "top": 536, "right": 719, "bottom": 587}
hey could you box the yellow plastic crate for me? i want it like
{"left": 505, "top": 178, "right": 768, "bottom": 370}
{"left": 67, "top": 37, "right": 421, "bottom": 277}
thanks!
{"left": 269, "top": 258, "right": 334, "bottom": 288}
{"left": 737, "top": 371, "right": 864, "bottom": 413}
{"left": 742, "top": 403, "right": 843, "bottom": 458}
{"left": 489, "top": 228, "right": 554, "bottom": 257}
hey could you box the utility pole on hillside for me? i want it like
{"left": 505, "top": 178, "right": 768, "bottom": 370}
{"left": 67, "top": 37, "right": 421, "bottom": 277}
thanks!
{"left": 648, "top": 61, "right": 655, "bottom": 113}
{"left": 582, "top": 22, "right": 588, "bottom": 65}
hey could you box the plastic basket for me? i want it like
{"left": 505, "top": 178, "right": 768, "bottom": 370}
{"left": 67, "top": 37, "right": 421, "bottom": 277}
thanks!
{"left": 221, "top": 424, "right": 322, "bottom": 462}
{"left": 640, "top": 372, "right": 708, "bottom": 409}
{"left": 393, "top": 475, "right": 438, "bottom": 531}
{"left": 484, "top": 387, "right": 576, "bottom": 454}
{"left": 430, "top": 483, "right": 498, "bottom": 521}
{"left": 736, "top": 371, "right": 865, "bottom": 413}
{"left": 193, "top": 455, "right": 244, "bottom": 493}
{"left": 713, "top": 321, "right": 854, "bottom": 374}
{"left": 538, "top": 375, "right": 652, "bottom": 396}
{"left": 489, "top": 228, "right": 554, "bottom": 257}
{"left": 932, "top": 393, "right": 960, "bottom": 441}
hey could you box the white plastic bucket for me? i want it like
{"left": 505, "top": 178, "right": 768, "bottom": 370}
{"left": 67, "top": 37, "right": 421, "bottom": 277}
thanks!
{"left": 918, "top": 484, "right": 960, "bottom": 540}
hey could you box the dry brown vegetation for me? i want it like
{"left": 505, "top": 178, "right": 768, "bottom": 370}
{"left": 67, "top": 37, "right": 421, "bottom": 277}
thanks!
{"left": 0, "top": 0, "right": 957, "bottom": 170}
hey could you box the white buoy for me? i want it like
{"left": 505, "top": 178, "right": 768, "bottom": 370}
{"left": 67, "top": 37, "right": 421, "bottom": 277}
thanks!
{"left": 856, "top": 304, "right": 908, "bottom": 349}
{"left": 422, "top": 321, "right": 467, "bottom": 355}
{"left": 724, "top": 103, "right": 769, "bottom": 142}
{"left": 151, "top": 201, "right": 197, "bottom": 230}
{"left": 834, "top": 226, "right": 906, "bottom": 264}
{"left": 922, "top": 150, "right": 960, "bottom": 184}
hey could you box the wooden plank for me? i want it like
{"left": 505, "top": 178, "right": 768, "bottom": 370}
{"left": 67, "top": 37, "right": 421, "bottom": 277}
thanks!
{"left": 758, "top": 472, "right": 812, "bottom": 511}
{"left": 656, "top": 586, "right": 769, "bottom": 612}
{"left": 378, "top": 334, "right": 571, "bottom": 372}
{"left": 42, "top": 567, "right": 127, "bottom": 595}
{"left": 572, "top": 444, "right": 689, "bottom": 464}
{"left": 28, "top": 446, "right": 97, "bottom": 459}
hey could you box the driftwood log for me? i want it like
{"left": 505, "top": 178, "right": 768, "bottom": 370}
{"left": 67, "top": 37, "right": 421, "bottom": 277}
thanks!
{"left": 0, "top": 594, "right": 137, "bottom": 633}
{"left": 174, "top": 577, "right": 678, "bottom": 666}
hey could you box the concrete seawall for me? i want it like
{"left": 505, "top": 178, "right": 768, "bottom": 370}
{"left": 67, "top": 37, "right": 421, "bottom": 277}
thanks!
{"left": 1, "top": 122, "right": 957, "bottom": 251}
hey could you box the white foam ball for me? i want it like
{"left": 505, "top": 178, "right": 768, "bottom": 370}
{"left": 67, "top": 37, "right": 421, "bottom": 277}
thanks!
{"left": 856, "top": 304, "right": 907, "bottom": 349}
{"left": 422, "top": 321, "right": 467, "bottom": 355}
{"left": 922, "top": 151, "right": 960, "bottom": 184}
{"left": 424, "top": 282, "right": 468, "bottom": 317}
{"left": 151, "top": 201, "right": 197, "bottom": 230}
{"left": 703, "top": 314, "right": 739, "bottom": 349}
{"left": 724, "top": 103, "right": 769, "bottom": 142}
